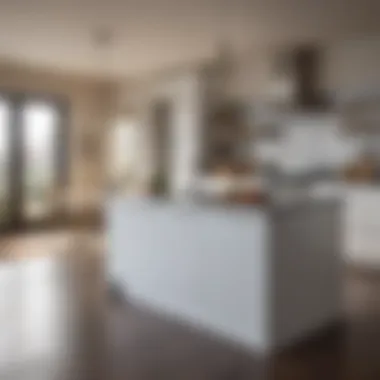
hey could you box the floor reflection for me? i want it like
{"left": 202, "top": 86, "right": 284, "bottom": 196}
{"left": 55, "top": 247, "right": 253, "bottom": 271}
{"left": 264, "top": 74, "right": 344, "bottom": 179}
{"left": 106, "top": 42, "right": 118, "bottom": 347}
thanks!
{"left": 0, "top": 231, "right": 102, "bottom": 380}
{"left": 0, "top": 256, "right": 67, "bottom": 374}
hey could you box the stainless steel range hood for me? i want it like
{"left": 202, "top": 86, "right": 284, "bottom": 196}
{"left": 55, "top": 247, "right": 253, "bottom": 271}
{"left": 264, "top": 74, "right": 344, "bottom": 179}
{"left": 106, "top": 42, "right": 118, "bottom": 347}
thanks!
{"left": 273, "top": 44, "right": 330, "bottom": 110}
{"left": 292, "top": 45, "right": 328, "bottom": 109}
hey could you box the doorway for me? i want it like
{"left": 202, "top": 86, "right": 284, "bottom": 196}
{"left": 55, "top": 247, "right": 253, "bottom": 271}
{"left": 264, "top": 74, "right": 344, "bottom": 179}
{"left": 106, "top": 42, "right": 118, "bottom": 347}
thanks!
{"left": 151, "top": 100, "right": 171, "bottom": 196}
{"left": 0, "top": 93, "right": 68, "bottom": 232}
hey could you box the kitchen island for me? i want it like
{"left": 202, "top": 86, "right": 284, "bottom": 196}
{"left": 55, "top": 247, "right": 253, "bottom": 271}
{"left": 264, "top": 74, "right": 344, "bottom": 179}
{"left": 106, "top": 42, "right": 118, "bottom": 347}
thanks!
{"left": 107, "top": 197, "right": 342, "bottom": 354}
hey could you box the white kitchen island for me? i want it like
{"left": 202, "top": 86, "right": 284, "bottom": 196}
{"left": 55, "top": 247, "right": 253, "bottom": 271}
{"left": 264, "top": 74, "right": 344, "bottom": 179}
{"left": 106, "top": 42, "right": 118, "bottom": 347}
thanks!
{"left": 107, "top": 198, "right": 343, "bottom": 354}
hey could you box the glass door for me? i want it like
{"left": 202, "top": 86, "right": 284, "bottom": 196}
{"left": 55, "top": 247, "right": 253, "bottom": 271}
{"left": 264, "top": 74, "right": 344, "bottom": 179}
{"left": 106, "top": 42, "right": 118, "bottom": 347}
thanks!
{"left": 0, "top": 93, "right": 66, "bottom": 230}
{"left": 22, "top": 102, "right": 59, "bottom": 222}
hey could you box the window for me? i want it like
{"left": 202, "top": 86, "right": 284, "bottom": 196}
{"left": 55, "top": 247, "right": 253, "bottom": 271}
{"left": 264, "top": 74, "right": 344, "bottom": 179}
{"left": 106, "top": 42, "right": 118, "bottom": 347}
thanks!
{"left": 109, "top": 119, "right": 140, "bottom": 193}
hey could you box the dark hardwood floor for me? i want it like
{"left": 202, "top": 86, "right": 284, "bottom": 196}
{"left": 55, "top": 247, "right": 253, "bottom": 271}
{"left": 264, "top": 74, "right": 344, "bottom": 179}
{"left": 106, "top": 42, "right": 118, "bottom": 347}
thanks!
{"left": 0, "top": 231, "right": 379, "bottom": 379}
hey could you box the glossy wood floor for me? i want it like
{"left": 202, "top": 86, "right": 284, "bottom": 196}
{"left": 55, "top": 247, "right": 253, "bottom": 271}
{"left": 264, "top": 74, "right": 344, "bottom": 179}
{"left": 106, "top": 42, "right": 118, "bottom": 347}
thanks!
{"left": 0, "top": 231, "right": 379, "bottom": 380}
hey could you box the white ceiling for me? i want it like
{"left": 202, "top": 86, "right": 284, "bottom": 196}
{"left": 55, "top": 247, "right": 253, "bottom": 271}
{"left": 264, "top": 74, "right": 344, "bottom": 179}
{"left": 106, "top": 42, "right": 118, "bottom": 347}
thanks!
{"left": 0, "top": 0, "right": 379, "bottom": 78}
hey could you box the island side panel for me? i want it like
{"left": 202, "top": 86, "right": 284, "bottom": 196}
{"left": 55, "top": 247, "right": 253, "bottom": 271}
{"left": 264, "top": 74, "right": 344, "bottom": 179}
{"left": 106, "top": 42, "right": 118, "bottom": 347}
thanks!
{"left": 107, "top": 200, "right": 271, "bottom": 353}
{"left": 270, "top": 200, "right": 343, "bottom": 349}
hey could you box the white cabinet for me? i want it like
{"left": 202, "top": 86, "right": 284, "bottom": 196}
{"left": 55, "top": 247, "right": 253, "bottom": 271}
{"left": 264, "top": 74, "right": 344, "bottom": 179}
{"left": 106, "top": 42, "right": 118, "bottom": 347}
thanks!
{"left": 344, "top": 186, "right": 380, "bottom": 266}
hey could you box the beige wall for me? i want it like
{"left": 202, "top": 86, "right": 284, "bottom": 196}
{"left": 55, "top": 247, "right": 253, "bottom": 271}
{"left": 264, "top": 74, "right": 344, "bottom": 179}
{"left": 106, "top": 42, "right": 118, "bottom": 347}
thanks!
{"left": 324, "top": 37, "right": 380, "bottom": 96}
{"left": 0, "top": 61, "right": 118, "bottom": 215}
